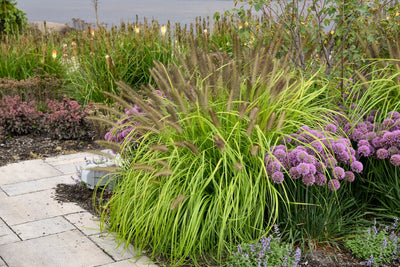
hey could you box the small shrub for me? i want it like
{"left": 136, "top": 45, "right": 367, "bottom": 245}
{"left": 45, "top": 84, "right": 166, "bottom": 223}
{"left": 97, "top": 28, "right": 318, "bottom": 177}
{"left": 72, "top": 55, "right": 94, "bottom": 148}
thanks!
{"left": 227, "top": 225, "right": 301, "bottom": 267}
{"left": 42, "top": 97, "right": 94, "bottom": 140}
{"left": 344, "top": 219, "right": 400, "bottom": 266}
{"left": 0, "top": 95, "right": 40, "bottom": 135}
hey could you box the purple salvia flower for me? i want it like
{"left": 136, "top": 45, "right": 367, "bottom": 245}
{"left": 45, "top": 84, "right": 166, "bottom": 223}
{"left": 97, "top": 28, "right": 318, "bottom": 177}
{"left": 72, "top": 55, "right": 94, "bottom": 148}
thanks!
{"left": 390, "top": 154, "right": 400, "bottom": 167}
{"left": 366, "top": 255, "right": 373, "bottom": 266}
{"left": 327, "top": 179, "right": 340, "bottom": 191}
{"left": 351, "top": 161, "right": 363, "bottom": 173}
{"left": 293, "top": 248, "right": 301, "bottom": 267}
{"left": 272, "top": 171, "right": 284, "bottom": 184}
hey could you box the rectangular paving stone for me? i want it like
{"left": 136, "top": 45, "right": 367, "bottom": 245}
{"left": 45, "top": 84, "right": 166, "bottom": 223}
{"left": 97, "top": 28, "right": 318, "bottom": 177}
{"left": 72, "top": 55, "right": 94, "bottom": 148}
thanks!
{"left": 0, "top": 218, "right": 20, "bottom": 246}
{"left": 64, "top": 211, "right": 101, "bottom": 236}
{"left": 46, "top": 152, "right": 114, "bottom": 175}
{"left": 1, "top": 174, "right": 72, "bottom": 196}
{"left": 0, "top": 160, "right": 62, "bottom": 185}
{"left": 0, "top": 189, "right": 84, "bottom": 225}
{"left": 99, "top": 257, "right": 158, "bottom": 267}
{"left": 12, "top": 216, "right": 75, "bottom": 240}
{"left": 90, "top": 233, "right": 137, "bottom": 261}
{"left": 0, "top": 230, "right": 114, "bottom": 267}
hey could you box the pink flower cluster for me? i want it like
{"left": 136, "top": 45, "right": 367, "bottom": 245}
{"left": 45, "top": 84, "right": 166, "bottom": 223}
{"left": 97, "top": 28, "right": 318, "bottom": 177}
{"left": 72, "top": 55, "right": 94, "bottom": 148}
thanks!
{"left": 344, "top": 110, "right": 400, "bottom": 167}
{"left": 265, "top": 126, "right": 362, "bottom": 191}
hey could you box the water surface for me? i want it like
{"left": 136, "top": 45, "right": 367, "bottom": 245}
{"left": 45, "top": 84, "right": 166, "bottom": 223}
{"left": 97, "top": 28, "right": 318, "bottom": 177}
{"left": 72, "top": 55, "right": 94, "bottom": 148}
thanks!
{"left": 16, "top": 0, "right": 238, "bottom": 26}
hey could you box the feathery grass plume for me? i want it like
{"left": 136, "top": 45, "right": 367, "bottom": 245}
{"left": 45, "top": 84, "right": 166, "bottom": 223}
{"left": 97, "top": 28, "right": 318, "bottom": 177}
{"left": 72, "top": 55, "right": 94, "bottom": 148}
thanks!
{"left": 164, "top": 120, "right": 183, "bottom": 134}
{"left": 213, "top": 134, "right": 225, "bottom": 152}
{"left": 149, "top": 144, "right": 169, "bottom": 152}
{"left": 94, "top": 140, "right": 121, "bottom": 153}
{"left": 249, "top": 106, "right": 259, "bottom": 121}
{"left": 209, "top": 107, "right": 220, "bottom": 128}
{"left": 183, "top": 141, "right": 200, "bottom": 155}
{"left": 276, "top": 110, "right": 286, "bottom": 131}
{"left": 154, "top": 169, "right": 173, "bottom": 177}
{"left": 234, "top": 162, "right": 243, "bottom": 170}
{"left": 239, "top": 102, "right": 249, "bottom": 119}
{"left": 87, "top": 166, "right": 118, "bottom": 173}
{"left": 155, "top": 160, "right": 169, "bottom": 167}
{"left": 131, "top": 164, "right": 155, "bottom": 172}
{"left": 246, "top": 120, "right": 257, "bottom": 137}
{"left": 250, "top": 144, "right": 260, "bottom": 156}
{"left": 266, "top": 112, "right": 277, "bottom": 131}
{"left": 170, "top": 194, "right": 186, "bottom": 210}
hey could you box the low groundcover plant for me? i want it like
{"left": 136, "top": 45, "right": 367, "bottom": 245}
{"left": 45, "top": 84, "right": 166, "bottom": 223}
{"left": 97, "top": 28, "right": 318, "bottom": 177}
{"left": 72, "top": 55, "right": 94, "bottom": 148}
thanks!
{"left": 227, "top": 225, "right": 301, "bottom": 267}
{"left": 344, "top": 218, "right": 400, "bottom": 266}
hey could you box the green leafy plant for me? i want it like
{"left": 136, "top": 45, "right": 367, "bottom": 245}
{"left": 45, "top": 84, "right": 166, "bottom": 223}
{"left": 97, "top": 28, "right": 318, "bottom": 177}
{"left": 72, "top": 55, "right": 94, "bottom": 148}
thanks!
{"left": 344, "top": 219, "right": 400, "bottom": 266}
{"left": 0, "top": 0, "right": 27, "bottom": 36}
{"left": 97, "top": 36, "right": 338, "bottom": 266}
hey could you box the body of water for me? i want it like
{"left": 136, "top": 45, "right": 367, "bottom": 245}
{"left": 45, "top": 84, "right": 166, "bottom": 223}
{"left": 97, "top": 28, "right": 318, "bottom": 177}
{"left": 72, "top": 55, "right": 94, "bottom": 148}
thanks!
{"left": 16, "top": 0, "right": 239, "bottom": 26}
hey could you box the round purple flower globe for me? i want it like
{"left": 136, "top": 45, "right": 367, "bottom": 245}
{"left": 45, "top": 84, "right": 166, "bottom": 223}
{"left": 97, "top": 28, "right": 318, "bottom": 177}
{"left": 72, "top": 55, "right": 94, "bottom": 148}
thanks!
{"left": 388, "top": 146, "right": 399, "bottom": 155}
{"left": 390, "top": 154, "right": 400, "bottom": 167}
{"left": 297, "top": 163, "right": 311, "bottom": 175}
{"left": 344, "top": 171, "right": 355, "bottom": 182}
{"left": 302, "top": 174, "right": 315, "bottom": 186}
{"left": 332, "top": 167, "right": 345, "bottom": 180}
{"left": 272, "top": 171, "right": 285, "bottom": 184}
{"left": 351, "top": 161, "right": 363, "bottom": 173}
{"left": 315, "top": 173, "right": 326, "bottom": 186}
{"left": 376, "top": 148, "right": 390, "bottom": 160}
{"left": 273, "top": 149, "right": 287, "bottom": 159}
{"left": 289, "top": 167, "right": 301, "bottom": 179}
{"left": 358, "top": 145, "right": 371, "bottom": 157}
{"left": 325, "top": 124, "right": 337, "bottom": 133}
{"left": 328, "top": 179, "right": 340, "bottom": 191}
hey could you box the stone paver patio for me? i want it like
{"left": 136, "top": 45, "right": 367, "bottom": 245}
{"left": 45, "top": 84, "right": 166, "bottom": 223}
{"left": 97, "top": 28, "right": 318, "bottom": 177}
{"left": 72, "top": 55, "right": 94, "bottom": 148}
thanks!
{"left": 0, "top": 152, "right": 157, "bottom": 267}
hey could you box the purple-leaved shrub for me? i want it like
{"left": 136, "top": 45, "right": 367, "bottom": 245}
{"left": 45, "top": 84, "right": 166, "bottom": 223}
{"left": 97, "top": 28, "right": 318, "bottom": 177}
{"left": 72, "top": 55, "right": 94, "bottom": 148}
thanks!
{"left": 0, "top": 95, "right": 94, "bottom": 140}
{"left": 0, "top": 95, "right": 41, "bottom": 135}
{"left": 265, "top": 125, "right": 361, "bottom": 191}
{"left": 42, "top": 97, "right": 94, "bottom": 140}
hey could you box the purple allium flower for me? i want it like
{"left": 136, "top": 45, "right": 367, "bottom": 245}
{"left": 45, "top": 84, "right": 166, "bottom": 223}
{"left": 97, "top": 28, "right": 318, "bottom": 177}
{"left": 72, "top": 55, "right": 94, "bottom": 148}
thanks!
{"left": 352, "top": 129, "right": 365, "bottom": 141}
{"left": 281, "top": 135, "right": 293, "bottom": 144}
{"left": 272, "top": 160, "right": 281, "bottom": 172}
{"left": 302, "top": 174, "right": 315, "bottom": 186}
{"left": 289, "top": 167, "right": 301, "bottom": 179}
{"left": 332, "top": 167, "right": 345, "bottom": 180}
{"left": 325, "top": 124, "right": 337, "bottom": 133}
{"left": 377, "top": 148, "right": 390, "bottom": 159}
{"left": 372, "top": 137, "right": 382, "bottom": 148}
{"left": 297, "top": 163, "right": 311, "bottom": 175}
{"left": 327, "top": 179, "right": 340, "bottom": 191}
{"left": 311, "top": 141, "right": 323, "bottom": 153}
{"left": 296, "top": 150, "right": 309, "bottom": 162}
{"left": 333, "top": 142, "right": 346, "bottom": 155}
{"left": 358, "top": 139, "right": 370, "bottom": 147}
{"left": 272, "top": 171, "right": 285, "bottom": 184}
{"left": 315, "top": 173, "right": 326, "bottom": 186}
{"left": 365, "top": 131, "right": 377, "bottom": 141}
{"left": 315, "top": 162, "right": 324, "bottom": 173}
{"left": 324, "top": 156, "right": 338, "bottom": 168}
{"left": 388, "top": 146, "right": 399, "bottom": 155}
{"left": 390, "top": 154, "right": 400, "bottom": 167}
{"left": 273, "top": 149, "right": 287, "bottom": 159}
{"left": 344, "top": 171, "right": 355, "bottom": 182}
{"left": 351, "top": 161, "right": 363, "bottom": 173}
{"left": 358, "top": 145, "right": 371, "bottom": 157}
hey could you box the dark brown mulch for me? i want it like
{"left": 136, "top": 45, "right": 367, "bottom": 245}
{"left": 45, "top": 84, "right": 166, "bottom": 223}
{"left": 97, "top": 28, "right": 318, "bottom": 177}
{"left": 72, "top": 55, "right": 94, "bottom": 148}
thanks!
{"left": 0, "top": 133, "right": 101, "bottom": 167}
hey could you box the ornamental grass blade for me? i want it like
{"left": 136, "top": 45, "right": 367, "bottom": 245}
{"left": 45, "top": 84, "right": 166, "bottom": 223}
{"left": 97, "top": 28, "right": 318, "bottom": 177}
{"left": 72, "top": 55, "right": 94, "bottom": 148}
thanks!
{"left": 170, "top": 194, "right": 186, "bottom": 210}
